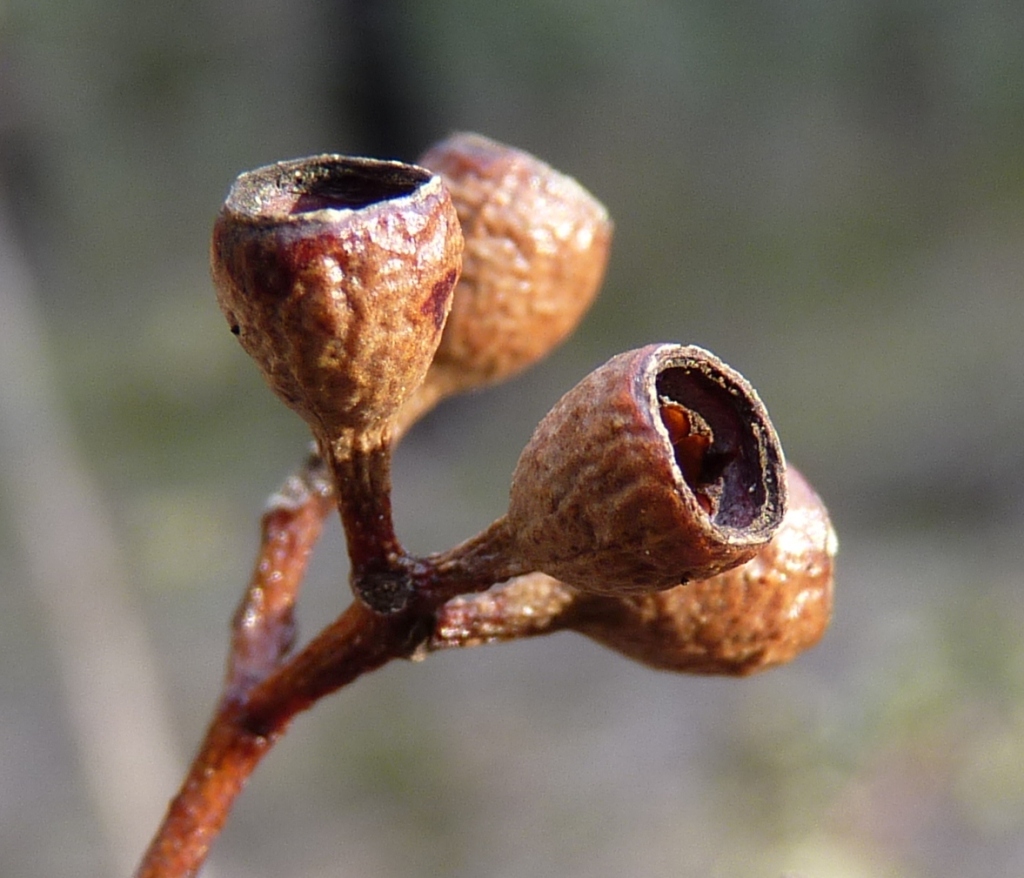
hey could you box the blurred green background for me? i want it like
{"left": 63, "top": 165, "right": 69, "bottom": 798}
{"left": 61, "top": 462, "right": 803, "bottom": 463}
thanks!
{"left": 1, "top": 1, "right": 1023, "bottom": 876}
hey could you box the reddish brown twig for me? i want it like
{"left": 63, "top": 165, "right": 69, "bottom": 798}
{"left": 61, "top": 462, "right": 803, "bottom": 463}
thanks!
{"left": 135, "top": 459, "right": 521, "bottom": 878}
{"left": 137, "top": 461, "right": 833, "bottom": 878}
{"left": 136, "top": 454, "right": 333, "bottom": 878}
{"left": 224, "top": 450, "right": 333, "bottom": 699}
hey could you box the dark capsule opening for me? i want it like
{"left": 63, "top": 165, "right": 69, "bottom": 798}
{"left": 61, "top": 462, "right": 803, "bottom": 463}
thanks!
{"left": 227, "top": 156, "right": 432, "bottom": 220}
{"left": 656, "top": 364, "right": 772, "bottom": 529}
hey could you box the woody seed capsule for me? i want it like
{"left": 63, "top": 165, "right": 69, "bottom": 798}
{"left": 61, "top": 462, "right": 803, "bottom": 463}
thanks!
{"left": 211, "top": 154, "right": 463, "bottom": 438}
{"left": 505, "top": 344, "right": 787, "bottom": 595}
{"left": 410, "top": 132, "right": 611, "bottom": 407}
{"left": 570, "top": 466, "right": 836, "bottom": 674}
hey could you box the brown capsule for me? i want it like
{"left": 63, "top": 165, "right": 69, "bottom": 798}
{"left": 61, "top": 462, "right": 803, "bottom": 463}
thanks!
{"left": 411, "top": 132, "right": 611, "bottom": 404}
{"left": 504, "top": 344, "right": 787, "bottom": 595}
{"left": 430, "top": 466, "right": 835, "bottom": 674}
{"left": 211, "top": 155, "right": 463, "bottom": 439}
{"left": 430, "top": 467, "right": 834, "bottom": 672}
{"left": 570, "top": 466, "right": 836, "bottom": 675}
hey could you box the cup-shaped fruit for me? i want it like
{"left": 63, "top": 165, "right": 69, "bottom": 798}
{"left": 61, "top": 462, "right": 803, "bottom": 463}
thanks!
{"left": 211, "top": 155, "right": 463, "bottom": 438}
{"left": 414, "top": 132, "right": 611, "bottom": 401}
{"left": 570, "top": 466, "right": 836, "bottom": 674}
{"left": 505, "top": 344, "right": 787, "bottom": 595}
{"left": 429, "top": 467, "right": 834, "bottom": 673}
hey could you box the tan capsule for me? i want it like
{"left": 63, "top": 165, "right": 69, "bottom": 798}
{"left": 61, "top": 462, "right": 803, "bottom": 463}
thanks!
{"left": 504, "top": 344, "right": 787, "bottom": 595}
{"left": 211, "top": 154, "right": 463, "bottom": 438}
{"left": 415, "top": 133, "right": 612, "bottom": 398}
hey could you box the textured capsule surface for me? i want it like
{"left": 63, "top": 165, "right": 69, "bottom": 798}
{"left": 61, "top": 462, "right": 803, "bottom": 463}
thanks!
{"left": 419, "top": 133, "right": 611, "bottom": 393}
{"left": 571, "top": 466, "right": 836, "bottom": 674}
{"left": 212, "top": 155, "right": 463, "bottom": 435}
{"left": 506, "top": 344, "right": 787, "bottom": 595}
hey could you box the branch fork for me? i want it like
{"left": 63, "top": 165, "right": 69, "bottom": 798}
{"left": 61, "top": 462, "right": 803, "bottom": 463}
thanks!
{"left": 135, "top": 134, "right": 836, "bottom": 878}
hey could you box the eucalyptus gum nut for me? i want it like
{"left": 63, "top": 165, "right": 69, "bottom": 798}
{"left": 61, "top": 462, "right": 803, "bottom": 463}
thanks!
{"left": 429, "top": 468, "right": 834, "bottom": 672}
{"left": 505, "top": 344, "right": 787, "bottom": 595}
{"left": 211, "top": 155, "right": 463, "bottom": 437}
{"left": 417, "top": 132, "right": 612, "bottom": 394}
{"left": 571, "top": 466, "right": 836, "bottom": 675}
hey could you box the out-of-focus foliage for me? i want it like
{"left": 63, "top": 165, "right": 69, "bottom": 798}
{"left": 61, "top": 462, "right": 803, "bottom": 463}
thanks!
{"left": 1, "top": 1, "right": 1023, "bottom": 876}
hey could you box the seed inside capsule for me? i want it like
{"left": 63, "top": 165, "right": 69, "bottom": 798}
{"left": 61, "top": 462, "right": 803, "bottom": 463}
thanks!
{"left": 659, "top": 399, "right": 715, "bottom": 514}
